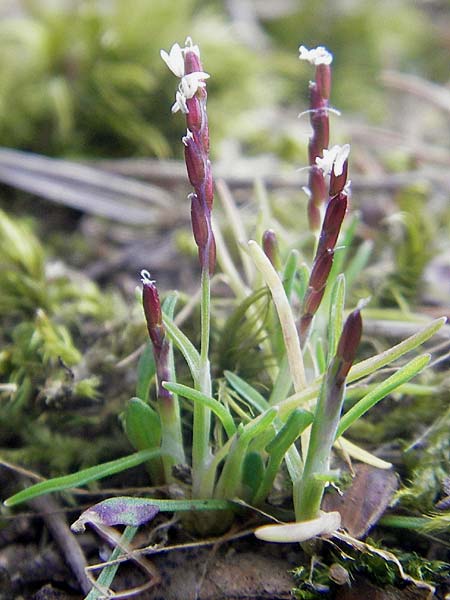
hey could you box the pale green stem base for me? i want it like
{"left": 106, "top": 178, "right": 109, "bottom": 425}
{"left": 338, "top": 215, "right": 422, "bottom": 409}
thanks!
{"left": 192, "top": 268, "right": 213, "bottom": 498}
{"left": 295, "top": 372, "right": 345, "bottom": 521}
{"left": 159, "top": 397, "right": 185, "bottom": 483}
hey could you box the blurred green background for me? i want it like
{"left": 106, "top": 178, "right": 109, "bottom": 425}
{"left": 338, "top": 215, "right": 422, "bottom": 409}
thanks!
{"left": 0, "top": 0, "right": 448, "bottom": 161}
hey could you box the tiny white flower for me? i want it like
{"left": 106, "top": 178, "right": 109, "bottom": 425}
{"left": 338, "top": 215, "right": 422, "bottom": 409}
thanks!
{"left": 160, "top": 43, "right": 185, "bottom": 78}
{"left": 302, "top": 185, "right": 312, "bottom": 199}
{"left": 299, "top": 45, "right": 333, "bottom": 66}
{"left": 180, "top": 71, "right": 210, "bottom": 99}
{"left": 343, "top": 180, "right": 352, "bottom": 196}
{"left": 184, "top": 36, "right": 201, "bottom": 57}
{"left": 182, "top": 129, "right": 194, "bottom": 146}
{"left": 315, "top": 144, "right": 350, "bottom": 176}
{"left": 171, "top": 90, "right": 188, "bottom": 114}
{"left": 332, "top": 143, "right": 350, "bottom": 176}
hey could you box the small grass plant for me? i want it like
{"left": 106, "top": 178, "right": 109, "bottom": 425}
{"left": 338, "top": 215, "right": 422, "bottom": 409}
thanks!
{"left": 3, "top": 39, "right": 447, "bottom": 598}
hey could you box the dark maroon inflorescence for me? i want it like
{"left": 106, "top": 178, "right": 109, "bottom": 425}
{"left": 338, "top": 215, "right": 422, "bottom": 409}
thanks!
{"left": 298, "top": 143, "right": 350, "bottom": 344}
{"left": 300, "top": 45, "right": 333, "bottom": 230}
{"left": 141, "top": 270, "right": 172, "bottom": 402}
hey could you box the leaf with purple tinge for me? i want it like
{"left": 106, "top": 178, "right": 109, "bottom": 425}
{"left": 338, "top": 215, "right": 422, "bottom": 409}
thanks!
{"left": 71, "top": 497, "right": 160, "bottom": 532}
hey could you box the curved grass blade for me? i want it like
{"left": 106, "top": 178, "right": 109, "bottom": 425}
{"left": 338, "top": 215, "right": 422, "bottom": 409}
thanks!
{"left": 224, "top": 370, "right": 269, "bottom": 413}
{"left": 348, "top": 317, "right": 444, "bottom": 383}
{"left": 135, "top": 342, "right": 155, "bottom": 402}
{"left": 216, "top": 407, "right": 278, "bottom": 498}
{"left": 162, "top": 313, "right": 200, "bottom": 383}
{"left": 124, "top": 397, "right": 163, "bottom": 482}
{"left": 162, "top": 292, "right": 178, "bottom": 319}
{"left": 248, "top": 240, "right": 306, "bottom": 391}
{"left": 344, "top": 239, "right": 373, "bottom": 291}
{"left": 4, "top": 449, "right": 164, "bottom": 507}
{"left": 253, "top": 408, "right": 313, "bottom": 505}
{"left": 85, "top": 525, "right": 138, "bottom": 600}
{"left": 163, "top": 382, "right": 236, "bottom": 438}
{"left": 337, "top": 354, "right": 430, "bottom": 438}
{"left": 327, "top": 274, "right": 345, "bottom": 362}
{"left": 282, "top": 249, "right": 300, "bottom": 299}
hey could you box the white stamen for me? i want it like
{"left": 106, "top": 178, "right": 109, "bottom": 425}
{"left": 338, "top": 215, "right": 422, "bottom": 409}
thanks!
{"left": 299, "top": 45, "right": 333, "bottom": 66}
{"left": 298, "top": 106, "right": 341, "bottom": 119}
{"left": 140, "top": 269, "right": 155, "bottom": 284}
{"left": 182, "top": 129, "right": 194, "bottom": 146}
{"left": 302, "top": 185, "right": 312, "bottom": 199}
{"left": 184, "top": 36, "right": 201, "bottom": 57}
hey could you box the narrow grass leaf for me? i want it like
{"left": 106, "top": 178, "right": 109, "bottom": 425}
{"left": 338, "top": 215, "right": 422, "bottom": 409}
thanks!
{"left": 282, "top": 249, "right": 300, "bottom": 299}
{"left": 344, "top": 239, "right": 373, "bottom": 291}
{"left": 240, "top": 406, "right": 278, "bottom": 444}
{"left": 224, "top": 370, "right": 269, "bottom": 413}
{"left": 135, "top": 342, "right": 155, "bottom": 402}
{"left": 85, "top": 525, "right": 138, "bottom": 600}
{"left": 315, "top": 337, "right": 327, "bottom": 374}
{"left": 253, "top": 409, "right": 313, "bottom": 505}
{"left": 266, "top": 409, "right": 313, "bottom": 457}
{"left": 348, "top": 318, "right": 444, "bottom": 383}
{"left": 327, "top": 274, "right": 345, "bottom": 361}
{"left": 242, "top": 452, "right": 265, "bottom": 499}
{"left": 162, "top": 292, "right": 178, "bottom": 319}
{"left": 337, "top": 354, "right": 430, "bottom": 438}
{"left": 248, "top": 240, "right": 306, "bottom": 391}
{"left": 295, "top": 263, "right": 310, "bottom": 305}
{"left": 163, "top": 382, "right": 236, "bottom": 438}
{"left": 162, "top": 313, "right": 200, "bottom": 383}
{"left": 125, "top": 397, "right": 161, "bottom": 450}
{"left": 4, "top": 449, "right": 164, "bottom": 507}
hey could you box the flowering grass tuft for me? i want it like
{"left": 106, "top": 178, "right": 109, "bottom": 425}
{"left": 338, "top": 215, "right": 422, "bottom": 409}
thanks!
{"left": 4, "top": 39, "right": 446, "bottom": 598}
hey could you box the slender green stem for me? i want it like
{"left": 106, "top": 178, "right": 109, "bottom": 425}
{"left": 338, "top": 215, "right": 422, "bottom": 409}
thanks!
{"left": 192, "top": 267, "right": 212, "bottom": 497}
{"left": 159, "top": 332, "right": 186, "bottom": 482}
{"left": 85, "top": 526, "right": 138, "bottom": 600}
{"left": 295, "top": 367, "right": 345, "bottom": 521}
{"left": 158, "top": 398, "right": 185, "bottom": 482}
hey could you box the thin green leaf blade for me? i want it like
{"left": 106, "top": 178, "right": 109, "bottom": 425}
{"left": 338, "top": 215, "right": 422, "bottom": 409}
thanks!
{"left": 162, "top": 313, "right": 200, "bottom": 383}
{"left": 337, "top": 354, "right": 431, "bottom": 438}
{"left": 163, "top": 382, "right": 236, "bottom": 438}
{"left": 4, "top": 449, "right": 163, "bottom": 507}
{"left": 224, "top": 370, "right": 269, "bottom": 413}
{"left": 327, "top": 274, "right": 345, "bottom": 362}
{"left": 348, "top": 318, "right": 445, "bottom": 383}
{"left": 135, "top": 342, "right": 155, "bottom": 402}
{"left": 282, "top": 249, "right": 300, "bottom": 299}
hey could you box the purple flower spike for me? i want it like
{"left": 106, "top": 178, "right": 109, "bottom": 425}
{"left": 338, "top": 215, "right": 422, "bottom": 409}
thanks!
{"left": 300, "top": 45, "right": 333, "bottom": 230}
{"left": 141, "top": 270, "right": 164, "bottom": 352}
{"left": 141, "top": 270, "right": 172, "bottom": 402}
{"left": 335, "top": 309, "right": 363, "bottom": 384}
{"left": 298, "top": 141, "right": 350, "bottom": 344}
{"left": 262, "top": 229, "right": 280, "bottom": 270}
{"left": 161, "top": 37, "right": 215, "bottom": 274}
